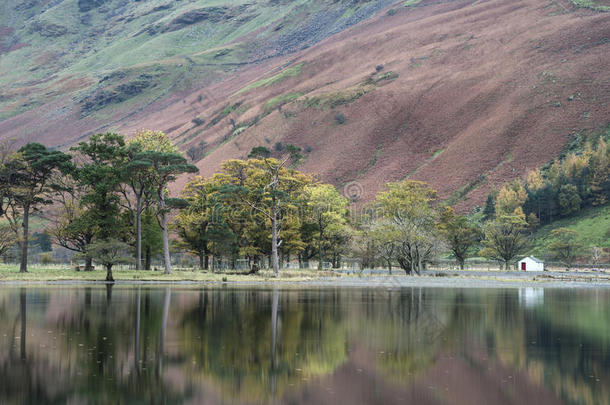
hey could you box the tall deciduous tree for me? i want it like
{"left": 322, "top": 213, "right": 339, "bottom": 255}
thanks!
{"left": 50, "top": 176, "right": 97, "bottom": 271}
{"left": 495, "top": 181, "right": 527, "bottom": 216}
{"left": 589, "top": 138, "right": 609, "bottom": 206}
{"left": 548, "top": 228, "right": 582, "bottom": 270}
{"left": 305, "top": 184, "right": 350, "bottom": 270}
{"left": 369, "top": 221, "right": 398, "bottom": 273}
{"left": 174, "top": 176, "right": 216, "bottom": 270}
{"left": 480, "top": 214, "right": 528, "bottom": 270}
{"left": 0, "top": 224, "right": 14, "bottom": 259}
{"left": 222, "top": 147, "right": 305, "bottom": 276}
{"left": 437, "top": 206, "right": 482, "bottom": 270}
{"left": 374, "top": 180, "right": 440, "bottom": 275}
{"left": 0, "top": 143, "right": 23, "bottom": 260}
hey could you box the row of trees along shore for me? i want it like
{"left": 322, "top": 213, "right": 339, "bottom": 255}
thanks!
{"left": 0, "top": 132, "right": 608, "bottom": 279}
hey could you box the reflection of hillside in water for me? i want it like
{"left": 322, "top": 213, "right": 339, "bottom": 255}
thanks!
{"left": 0, "top": 286, "right": 608, "bottom": 404}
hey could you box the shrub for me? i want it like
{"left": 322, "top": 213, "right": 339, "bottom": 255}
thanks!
{"left": 334, "top": 113, "right": 346, "bottom": 125}
{"left": 82, "top": 239, "right": 133, "bottom": 282}
{"left": 274, "top": 142, "right": 284, "bottom": 151}
{"left": 387, "top": 8, "right": 396, "bottom": 16}
{"left": 186, "top": 141, "right": 207, "bottom": 162}
{"left": 39, "top": 252, "right": 56, "bottom": 265}
{"left": 376, "top": 64, "right": 384, "bottom": 72}
{"left": 192, "top": 117, "right": 205, "bottom": 126}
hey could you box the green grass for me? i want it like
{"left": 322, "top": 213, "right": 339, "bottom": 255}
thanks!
{"left": 431, "top": 148, "right": 445, "bottom": 159}
{"left": 236, "top": 63, "right": 305, "bottom": 95}
{"left": 0, "top": 264, "right": 341, "bottom": 283}
{"left": 303, "top": 84, "right": 374, "bottom": 109}
{"left": 444, "top": 175, "right": 487, "bottom": 206}
{"left": 266, "top": 92, "right": 304, "bottom": 109}
{"left": 405, "top": 148, "right": 447, "bottom": 179}
{"left": 569, "top": 0, "right": 610, "bottom": 11}
{"left": 529, "top": 205, "right": 610, "bottom": 255}
{"left": 375, "top": 71, "right": 399, "bottom": 82}
{"left": 356, "top": 147, "right": 383, "bottom": 178}
{"left": 2, "top": 0, "right": 372, "bottom": 119}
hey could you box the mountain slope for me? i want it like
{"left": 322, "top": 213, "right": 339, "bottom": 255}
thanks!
{"left": 1, "top": 0, "right": 609, "bottom": 207}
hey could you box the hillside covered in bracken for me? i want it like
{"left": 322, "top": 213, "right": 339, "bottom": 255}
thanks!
{"left": 1, "top": 0, "right": 608, "bottom": 207}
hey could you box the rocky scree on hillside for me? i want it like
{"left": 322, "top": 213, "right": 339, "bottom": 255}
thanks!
{"left": 266, "top": 0, "right": 395, "bottom": 57}
{"left": 80, "top": 74, "right": 155, "bottom": 115}
{"left": 78, "top": 0, "right": 110, "bottom": 13}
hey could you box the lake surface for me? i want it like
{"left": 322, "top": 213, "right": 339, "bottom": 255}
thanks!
{"left": 0, "top": 285, "right": 608, "bottom": 405}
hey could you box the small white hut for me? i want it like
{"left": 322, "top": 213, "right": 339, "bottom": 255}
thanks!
{"left": 518, "top": 256, "right": 545, "bottom": 272}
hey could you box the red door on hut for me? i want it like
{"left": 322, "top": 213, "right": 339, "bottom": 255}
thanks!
{"left": 521, "top": 262, "right": 526, "bottom": 271}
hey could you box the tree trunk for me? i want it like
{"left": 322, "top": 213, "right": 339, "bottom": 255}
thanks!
{"left": 203, "top": 242, "right": 210, "bottom": 270}
{"left": 85, "top": 287, "right": 92, "bottom": 308}
{"left": 159, "top": 194, "right": 172, "bottom": 275}
{"left": 204, "top": 254, "right": 209, "bottom": 271}
{"left": 85, "top": 256, "right": 93, "bottom": 272}
{"left": 20, "top": 288, "right": 26, "bottom": 361}
{"left": 458, "top": 258, "right": 465, "bottom": 270}
{"left": 106, "top": 264, "right": 114, "bottom": 282}
{"left": 19, "top": 206, "right": 30, "bottom": 273}
{"left": 135, "top": 195, "right": 143, "bottom": 270}
{"left": 270, "top": 288, "right": 279, "bottom": 372}
{"left": 145, "top": 246, "right": 151, "bottom": 270}
{"left": 199, "top": 252, "right": 204, "bottom": 270}
{"left": 318, "top": 226, "right": 324, "bottom": 270}
{"left": 157, "top": 287, "right": 171, "bottom": 377}
{"left": 135, "top": 287, "right": 141, "bottom": 374}
{"left": 387, "top": 259, "right": 392, "bottom": 275}
{"left": 271, "top": 203, "right": 279, "bottom": 277}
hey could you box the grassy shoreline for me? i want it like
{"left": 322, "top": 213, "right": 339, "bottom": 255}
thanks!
{"left": 0, "top": 265, "right": 341, "bottom": 283}
{"left": 1, "top": 265, "right": 610, "bottom": 287}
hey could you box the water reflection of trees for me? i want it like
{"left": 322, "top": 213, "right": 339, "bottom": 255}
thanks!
{"left": 0, "top": 289, "right": 71, "bottom": 404}
{"left": 434, "top": 289, "right": 610, "bottom": 405}
{"left": 0, "top": 287, "right": 187, "bottom": 404}
{"left": 0, "top": 287, "right": 608, "bottom": 404}
{"left": 179, "top": 288, "right": 348, "bottom": 402}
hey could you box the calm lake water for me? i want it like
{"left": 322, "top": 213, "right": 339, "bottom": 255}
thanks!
{"left": 0, "top": 286, "right": 608, "bottom": 405}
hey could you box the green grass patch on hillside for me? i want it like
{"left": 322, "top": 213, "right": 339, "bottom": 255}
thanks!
{"left": 356, "top": 147, "right": 383, "bottom": 179}
{"left": 266, "top": 92, "right": 304, "bottom": 110}
{"left": 375, "top": 71, "right": 399, "bottom": 82}
{"left": 569, "top": 0, "right": 610, "bottom": 11}
{"left": 444, "top": 175, "right": 487, "bottom": 206}
{"left": 529, "top": 205, "right": 610, "bottom": 255}
{"left": 236, "top": 63, "right": 305, "bottom": 95}
{"left": 303, "top": 84, "right": 374, "bottom": 109}
{"left": 1, "top": 0, "right": 393, "bottom": 121}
